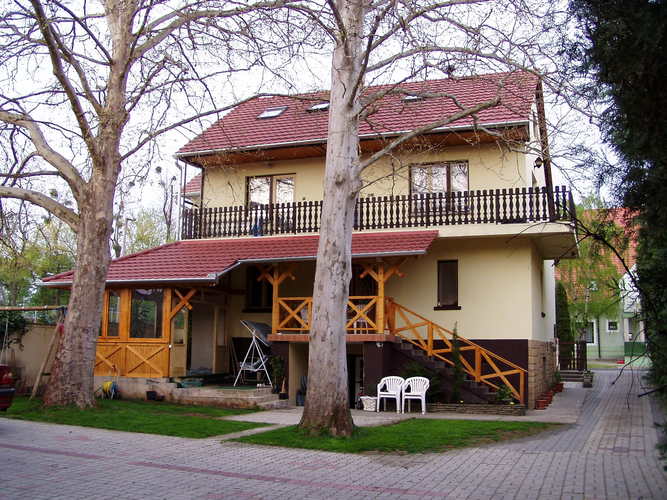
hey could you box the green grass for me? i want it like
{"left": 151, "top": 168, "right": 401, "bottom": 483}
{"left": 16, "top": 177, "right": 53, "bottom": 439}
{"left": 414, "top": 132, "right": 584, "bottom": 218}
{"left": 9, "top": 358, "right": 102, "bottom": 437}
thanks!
{"left": 235, "top": 419, "right": 556, "bottom": 454}
{"left": 3, "top": 397, "right": 268, "bottom": 438}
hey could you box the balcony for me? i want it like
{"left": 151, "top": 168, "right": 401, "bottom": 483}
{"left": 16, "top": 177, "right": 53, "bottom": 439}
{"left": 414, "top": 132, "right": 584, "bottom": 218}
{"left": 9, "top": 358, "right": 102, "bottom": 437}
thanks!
{"left": 181, "top": 186, "right": 574, "bottom": 240}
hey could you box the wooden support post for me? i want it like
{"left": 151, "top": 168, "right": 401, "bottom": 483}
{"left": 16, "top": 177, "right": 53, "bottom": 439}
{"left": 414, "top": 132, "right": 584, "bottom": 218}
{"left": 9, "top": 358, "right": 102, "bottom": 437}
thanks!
{"left": 427, "top": 323, "right": 433, "bottom": 356}
{"left": 271, "top": 266, "right": 280, "bottom": 335}
{"left": 377, "top": 263, "right": 385, "bottom": 333}
{"left": 212, "top": 306, "right": 219, "bottom": 371}
{"left": 474, "top": 349, "right": 481, "bottom": 382}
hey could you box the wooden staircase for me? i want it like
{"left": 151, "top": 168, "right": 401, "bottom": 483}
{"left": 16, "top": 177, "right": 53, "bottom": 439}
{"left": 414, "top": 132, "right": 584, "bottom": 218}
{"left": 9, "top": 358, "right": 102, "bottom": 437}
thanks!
{"left": 386, "top": 299, "right": 528, "bottom": 403}
{"left": 396, "top": 339, "right": 496, "bottom": 403}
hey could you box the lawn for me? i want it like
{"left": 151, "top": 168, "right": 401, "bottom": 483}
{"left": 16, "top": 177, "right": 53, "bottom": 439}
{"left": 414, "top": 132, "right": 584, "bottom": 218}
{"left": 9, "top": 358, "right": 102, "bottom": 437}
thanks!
{"left": 235, "top": 419, "right": 556, "bottom": 454}
{"left": 3, "top": 397, "right": 268, "bottom": 438}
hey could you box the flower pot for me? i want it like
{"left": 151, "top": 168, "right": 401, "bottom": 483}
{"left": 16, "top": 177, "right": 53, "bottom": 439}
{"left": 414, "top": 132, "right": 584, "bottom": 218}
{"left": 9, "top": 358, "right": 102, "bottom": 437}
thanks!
{"left": 554, "top": 383, "right": 564, "bottom": 393}
{"left": 583, "top": 373, "right": 594, "bottom": 388}
{"left": 360, "top": 396, "right": 377, "bottom": 412}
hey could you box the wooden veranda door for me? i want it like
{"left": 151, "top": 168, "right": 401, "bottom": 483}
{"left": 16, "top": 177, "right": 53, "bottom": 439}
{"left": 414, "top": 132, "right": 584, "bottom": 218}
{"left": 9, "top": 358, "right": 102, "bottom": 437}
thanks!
{"left": 95, "top": 288, "right": 172, "bottom": 378}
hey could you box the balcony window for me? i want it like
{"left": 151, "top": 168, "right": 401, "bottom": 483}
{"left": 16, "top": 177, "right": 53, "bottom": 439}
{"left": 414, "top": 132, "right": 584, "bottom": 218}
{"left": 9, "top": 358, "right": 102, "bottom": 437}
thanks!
{"left": 246, "top": 174, "right": 295, "bottom": 208}
{"left": 410, "top": 162, "right": 468, "bottom": 213}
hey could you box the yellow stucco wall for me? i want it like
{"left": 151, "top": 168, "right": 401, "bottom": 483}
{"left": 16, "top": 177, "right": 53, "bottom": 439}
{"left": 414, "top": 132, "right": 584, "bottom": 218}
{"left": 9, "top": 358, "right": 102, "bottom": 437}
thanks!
{"left": 219, "top": 236, "right": 554, "bottom": 343}
{"left": 386, "top": 237, "right": 551, "bottom": 341}
{"left": 200, "top": 143, "right": 537, "bottom": 208}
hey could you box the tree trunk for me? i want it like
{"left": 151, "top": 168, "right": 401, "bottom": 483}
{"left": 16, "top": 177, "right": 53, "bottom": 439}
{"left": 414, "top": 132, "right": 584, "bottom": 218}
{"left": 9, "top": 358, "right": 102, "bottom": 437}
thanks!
{"left": 42, "top": 195, "right": 114, "bottom": 408}
{"left": 298, "top": 0, "right": 365, "bottom": 437}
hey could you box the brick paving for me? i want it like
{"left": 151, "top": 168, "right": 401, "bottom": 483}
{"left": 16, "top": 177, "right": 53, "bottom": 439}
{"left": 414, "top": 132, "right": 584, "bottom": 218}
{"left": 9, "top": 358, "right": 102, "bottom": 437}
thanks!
{"left": 0, "top": 370, "right": 665, "bottom": 499}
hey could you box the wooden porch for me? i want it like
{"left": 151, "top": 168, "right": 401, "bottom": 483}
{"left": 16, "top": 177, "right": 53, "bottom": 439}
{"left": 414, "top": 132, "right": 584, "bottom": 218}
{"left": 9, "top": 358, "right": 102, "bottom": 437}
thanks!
{"left": 259, "top": 259, "right": 528, "bottom": 403}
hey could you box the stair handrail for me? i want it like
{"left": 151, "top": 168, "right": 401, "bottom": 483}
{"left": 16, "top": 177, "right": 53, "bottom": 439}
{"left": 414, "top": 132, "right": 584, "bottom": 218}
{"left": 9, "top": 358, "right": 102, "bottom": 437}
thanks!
{"left": 386, "top": 297, "right": 526, "bottom": 403}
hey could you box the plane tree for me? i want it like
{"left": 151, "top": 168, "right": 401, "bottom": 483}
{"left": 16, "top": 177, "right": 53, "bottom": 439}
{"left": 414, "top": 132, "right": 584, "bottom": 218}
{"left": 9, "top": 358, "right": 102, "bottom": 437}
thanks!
{"left": 0, "top": 0, "right": 295, "bottom": 407}
{"left": 297, "top": 0, "right": 568, "bottom": 436}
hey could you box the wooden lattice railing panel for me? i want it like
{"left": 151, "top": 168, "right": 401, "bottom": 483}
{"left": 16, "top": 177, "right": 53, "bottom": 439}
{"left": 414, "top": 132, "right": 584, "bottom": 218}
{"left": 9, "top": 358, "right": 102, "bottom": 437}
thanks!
{"left": 276, "top": 296, "right": 379, "bottom": 333}
{"left": 386, "top": 298, "right": 527, "bottom": 403}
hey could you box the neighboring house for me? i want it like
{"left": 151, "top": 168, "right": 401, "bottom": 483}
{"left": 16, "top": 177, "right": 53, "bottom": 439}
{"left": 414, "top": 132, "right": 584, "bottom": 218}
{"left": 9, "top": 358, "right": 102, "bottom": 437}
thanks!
{"left": 557, "top": 208, "right": 643, "bottom": 361}
{"left": 43, "top": 71, "right": 577, "bottom": 408}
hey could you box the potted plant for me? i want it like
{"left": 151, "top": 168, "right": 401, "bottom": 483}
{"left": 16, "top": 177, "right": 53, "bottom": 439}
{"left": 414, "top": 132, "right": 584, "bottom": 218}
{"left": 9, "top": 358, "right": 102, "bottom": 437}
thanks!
{"left": 358, "top": 386, "right": 377, "bottom": 411}
{"left": 270, "top": 356, "right": 285, "bottom": 394}
{"left": 553, "top": 371, "right": 564, "bottom": 392}
{"left": 583, "top": 370, "right": 594, "bottom": 388}
{"left": 278, "top": 378, "right": 288, "bottom": 399}
{"left": 495, "top": 384, "right": 513, "bottom": 404}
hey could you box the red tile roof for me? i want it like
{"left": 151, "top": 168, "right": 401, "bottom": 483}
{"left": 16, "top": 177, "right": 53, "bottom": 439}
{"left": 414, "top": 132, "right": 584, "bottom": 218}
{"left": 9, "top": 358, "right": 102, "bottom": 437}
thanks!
{"left": 42, "top": 231, "right": 438, "bottom": 286}
{"left": 182, "top": 174, "right": 201, "bottom": 196}
{"left": 177, "top": 71, "right": 538, "bottom": 157}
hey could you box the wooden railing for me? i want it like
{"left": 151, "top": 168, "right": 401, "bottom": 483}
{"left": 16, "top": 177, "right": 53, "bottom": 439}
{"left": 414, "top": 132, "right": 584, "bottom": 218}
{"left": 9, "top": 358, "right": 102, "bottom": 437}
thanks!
{"left": 182, "top": 186, "right": 574, "bottom": 239}
{"left": 386, "top": 298, "right": 527, "bottom": 403}
{"left": 275, "top": 296, "right": 379, "bottom": 334}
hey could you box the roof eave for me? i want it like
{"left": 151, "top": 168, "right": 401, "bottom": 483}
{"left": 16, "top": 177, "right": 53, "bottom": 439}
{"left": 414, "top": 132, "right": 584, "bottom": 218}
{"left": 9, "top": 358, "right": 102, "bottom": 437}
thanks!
{"left": 175, "top": 120, "right": 530, "bottom": 161}
{"left": 39, "top": 247, "right": 432, "bottom": 288}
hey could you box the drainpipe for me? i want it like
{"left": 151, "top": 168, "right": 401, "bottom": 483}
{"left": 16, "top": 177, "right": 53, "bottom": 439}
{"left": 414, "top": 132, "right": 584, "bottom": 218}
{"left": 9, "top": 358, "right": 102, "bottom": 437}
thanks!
{"left": 596, "top": 317, "right": 601, "bottom": 360}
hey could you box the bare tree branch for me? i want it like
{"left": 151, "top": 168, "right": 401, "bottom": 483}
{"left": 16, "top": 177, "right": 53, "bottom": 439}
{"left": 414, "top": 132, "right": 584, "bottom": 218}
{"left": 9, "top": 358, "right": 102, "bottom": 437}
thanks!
{"left": 0, "top": 186, "right": 79, "bottom": 230}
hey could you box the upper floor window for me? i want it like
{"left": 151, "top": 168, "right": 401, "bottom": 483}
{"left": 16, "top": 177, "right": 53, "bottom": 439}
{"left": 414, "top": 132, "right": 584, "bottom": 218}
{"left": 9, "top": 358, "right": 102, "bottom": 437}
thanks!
{"left": 410, "top": 161, "right": 469, "bottom": 196}
{"left": 246, "top": 174, "right": 295, "bottom": 208}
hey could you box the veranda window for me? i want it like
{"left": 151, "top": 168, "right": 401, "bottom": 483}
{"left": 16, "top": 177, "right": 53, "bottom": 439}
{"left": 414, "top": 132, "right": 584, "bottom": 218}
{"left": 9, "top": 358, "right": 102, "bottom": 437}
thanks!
{"left": 130, "top": 289, "right": 164, "bottom": 339}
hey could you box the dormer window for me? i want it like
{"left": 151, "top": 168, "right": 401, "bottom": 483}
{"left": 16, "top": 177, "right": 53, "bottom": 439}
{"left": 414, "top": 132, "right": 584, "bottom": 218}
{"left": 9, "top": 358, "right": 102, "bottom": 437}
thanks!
{"left": 307, "top": 102, "right": 330, "bottom": 111}
{"left": 257, "top": 106, "right": 287, "bottom": 119}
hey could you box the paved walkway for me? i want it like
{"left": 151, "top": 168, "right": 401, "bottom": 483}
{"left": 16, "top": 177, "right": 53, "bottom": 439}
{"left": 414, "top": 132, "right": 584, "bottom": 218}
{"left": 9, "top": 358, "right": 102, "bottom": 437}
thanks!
{"left": 1, "top": 370, "right": 665, "bottom": 499}
{"left": 224, "top": 380, "right": 586, "bottom": 427}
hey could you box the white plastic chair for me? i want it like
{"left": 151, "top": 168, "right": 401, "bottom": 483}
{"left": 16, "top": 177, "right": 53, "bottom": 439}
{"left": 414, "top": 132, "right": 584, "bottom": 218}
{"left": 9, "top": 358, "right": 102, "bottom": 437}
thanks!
{"left": 402, "top": 376, "right": 430, "bottom": 414}
{"left": 376, "top": 376, "right": 404, "bottom": 413}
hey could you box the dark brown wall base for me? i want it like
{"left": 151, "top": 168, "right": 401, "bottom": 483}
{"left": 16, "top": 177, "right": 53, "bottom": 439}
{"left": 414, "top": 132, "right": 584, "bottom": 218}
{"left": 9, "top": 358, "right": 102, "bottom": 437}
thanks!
{"left": 426, "top": 403, "right": 527, "bottom": 416}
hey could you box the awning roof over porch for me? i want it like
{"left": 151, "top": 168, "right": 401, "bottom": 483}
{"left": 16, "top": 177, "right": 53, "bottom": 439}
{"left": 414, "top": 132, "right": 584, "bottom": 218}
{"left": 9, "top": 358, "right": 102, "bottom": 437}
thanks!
{"left": 42, "top": 231, "right": 437, "bottom": 287}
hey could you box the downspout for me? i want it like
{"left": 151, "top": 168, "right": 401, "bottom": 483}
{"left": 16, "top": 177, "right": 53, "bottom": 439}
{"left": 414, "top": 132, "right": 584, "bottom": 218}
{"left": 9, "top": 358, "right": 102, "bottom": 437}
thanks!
{"left": 535, "top": 80, "right": 556, "bottom": 221}
{"left": 596, "top": 317, "right": 601, "bottom": 360}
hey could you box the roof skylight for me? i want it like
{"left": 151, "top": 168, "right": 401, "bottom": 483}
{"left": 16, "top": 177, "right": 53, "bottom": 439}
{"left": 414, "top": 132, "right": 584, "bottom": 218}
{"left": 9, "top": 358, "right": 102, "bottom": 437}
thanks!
{"left": 257, "top": 106, "right": 287, "bottom": 119}
{"left": 307, "top": 102, "right": 330, "bottom": 111}
{"left": 402, "top": 94, "right": 424, "bottom": 102}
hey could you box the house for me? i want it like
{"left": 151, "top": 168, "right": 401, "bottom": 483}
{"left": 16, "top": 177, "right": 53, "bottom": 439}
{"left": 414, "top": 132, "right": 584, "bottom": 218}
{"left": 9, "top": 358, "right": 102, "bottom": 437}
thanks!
{"left": 557, "top": 209, "right": 644, "bottom": 362}
{"left": 42, "top": 71, "right": 577, "bottom": 408}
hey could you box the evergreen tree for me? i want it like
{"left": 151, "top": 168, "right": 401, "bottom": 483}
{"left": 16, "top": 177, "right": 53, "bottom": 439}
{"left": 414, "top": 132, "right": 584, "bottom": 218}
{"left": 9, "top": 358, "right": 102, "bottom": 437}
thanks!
{"left": 570, "top": 1, "right": 667, "bottom": 388}
{"left": 555, "top": 282, "right": 573, "bottom": 343}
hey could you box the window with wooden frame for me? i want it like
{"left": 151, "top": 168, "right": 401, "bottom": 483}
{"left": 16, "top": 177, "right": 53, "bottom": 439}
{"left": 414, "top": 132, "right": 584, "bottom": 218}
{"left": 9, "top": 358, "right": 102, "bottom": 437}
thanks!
{"left": 129, "top": 289, "right": 164, "bottom": 339}
{"left": 99, "top": 289, "right": 123, "bottom": 338}
{"left": 245, "top": 267, "right": 273, "bottom": 312}
{"left": 246, "top": 174, "right": 295, "bottom": 208}
{"left": 435, "top": 260, "right": 460, "bottom": 310}
{"left": 410, "top": 161, "right": 469, "bottom": 214}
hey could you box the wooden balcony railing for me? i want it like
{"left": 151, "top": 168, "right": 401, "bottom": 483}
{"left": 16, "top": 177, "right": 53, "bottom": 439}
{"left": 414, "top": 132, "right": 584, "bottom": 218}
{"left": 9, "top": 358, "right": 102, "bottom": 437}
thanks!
{"left": 181, "top": 186, "right": 574, "bottom": 239}
{"left": 275, "top": 296, "right": 378, "bottom": 334}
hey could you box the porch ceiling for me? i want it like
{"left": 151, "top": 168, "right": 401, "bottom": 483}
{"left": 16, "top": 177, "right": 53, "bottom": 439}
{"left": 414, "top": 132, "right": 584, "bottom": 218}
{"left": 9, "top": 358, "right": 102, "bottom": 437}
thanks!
{"left": 41, "top": 231, "right": 437, "bottom": 287}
